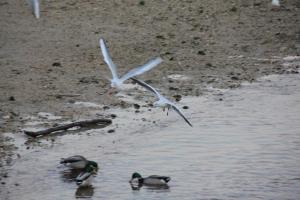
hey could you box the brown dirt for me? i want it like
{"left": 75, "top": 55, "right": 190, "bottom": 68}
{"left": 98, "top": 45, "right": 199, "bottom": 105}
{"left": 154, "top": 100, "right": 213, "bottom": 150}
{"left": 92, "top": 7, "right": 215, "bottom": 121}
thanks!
{"left": 0, "top": 0, "right": 299, "bottom": 169}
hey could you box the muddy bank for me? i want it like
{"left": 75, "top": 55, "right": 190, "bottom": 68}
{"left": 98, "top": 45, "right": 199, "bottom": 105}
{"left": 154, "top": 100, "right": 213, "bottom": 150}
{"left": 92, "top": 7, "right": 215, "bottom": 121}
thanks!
{"left": 0, "top": 0, "right": 300, "bottom": 191}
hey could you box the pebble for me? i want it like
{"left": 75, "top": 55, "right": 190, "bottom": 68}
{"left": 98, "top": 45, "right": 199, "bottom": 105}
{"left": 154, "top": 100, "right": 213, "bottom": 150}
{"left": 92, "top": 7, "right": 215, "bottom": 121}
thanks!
{"left": 133, "top": 104, "right": 140, "bottom": 109}
{"left": 107, "top": 129, "right": 115, "bottom": 133}
{"left": 182, "top": 106, "right": 189, "bottom": 109}
{"left": 9, "top": 96, "right": 15, "bottom": 101}
{"left": 52, "top": 62, "right": 61, "bottom": 67}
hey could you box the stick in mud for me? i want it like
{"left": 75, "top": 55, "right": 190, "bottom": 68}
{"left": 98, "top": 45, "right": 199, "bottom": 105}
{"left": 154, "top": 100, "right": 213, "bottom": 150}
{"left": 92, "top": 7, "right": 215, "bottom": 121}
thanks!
{"left": 23, "top": 118, "right": 112, "bottom": 137}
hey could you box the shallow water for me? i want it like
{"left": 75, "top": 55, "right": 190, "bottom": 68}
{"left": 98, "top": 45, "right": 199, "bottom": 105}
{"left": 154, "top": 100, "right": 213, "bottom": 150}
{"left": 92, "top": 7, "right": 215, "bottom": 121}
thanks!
{"left": 2, "top": 72, "right": 300, "bottom": 200}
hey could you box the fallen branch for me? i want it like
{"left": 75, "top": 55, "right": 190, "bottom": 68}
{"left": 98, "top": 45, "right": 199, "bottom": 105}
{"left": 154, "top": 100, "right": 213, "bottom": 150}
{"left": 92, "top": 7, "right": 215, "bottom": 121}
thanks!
{"left": 24, "top": 118, "right": 112, "bottom": 137}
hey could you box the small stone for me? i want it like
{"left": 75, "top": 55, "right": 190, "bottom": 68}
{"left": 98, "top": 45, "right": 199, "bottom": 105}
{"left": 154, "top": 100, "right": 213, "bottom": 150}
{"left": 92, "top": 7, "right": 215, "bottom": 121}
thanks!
{"left": 135, "top": 110, "right": 140, "bottom": 113}
{"left": 230, "top": 6, "right": 237, "bottom": 12}
{"left": 156, "top": 35, "right": 165, "bottom": 40}
{"left": 110, "top": 114, "right": 117, "bottom": 119}
{"left": 9, "top": 96, "right": 15, "bottom": 101}
{"left": 206, "top": 63, "right": 213, "bottom": 67}
{"left": 197, "top": 50, "right": 206, "bottom": 55}
{"left": 169, "top": 87, "right": 178, "bottom": 91}
{"left": 219, "top": 98, "right": 223, "bottom": 101}
{"left": 139, "top": 0, "right": 145, "bottom": 5}
{"left": 182, "top": 106, "right": 189, "bottom": 109}
{"left": 173, "top": 94, "right": 182, "bottom": 102}
{"left": 133, "top": 104, "right": 140, "bottom": 109}
{"left": 107, "top": 129, "right": 115, "bottom": 133}
{"left": 103, "top": 106, "right": 110, "bottom": 110}
{"left": 231, "top": 76, "right": 239, "bottom": 80}
{"left": 68, "top": 99, "right": 75, "bottom": 104}
{"left": 52, "top": 62, "right": 61, "bottom": 67}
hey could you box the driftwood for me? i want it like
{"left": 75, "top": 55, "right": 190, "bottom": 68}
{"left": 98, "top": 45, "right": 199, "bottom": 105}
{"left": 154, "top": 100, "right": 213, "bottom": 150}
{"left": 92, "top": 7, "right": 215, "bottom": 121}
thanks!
{"left": 24, "top": 118, "right": 112, "bottom": 137}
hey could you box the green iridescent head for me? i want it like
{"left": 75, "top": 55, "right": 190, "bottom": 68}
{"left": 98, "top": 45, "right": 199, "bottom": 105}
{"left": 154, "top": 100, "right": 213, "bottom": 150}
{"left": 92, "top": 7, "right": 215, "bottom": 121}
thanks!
{"left": 131, "top": 172, "right": 142, "bottom": 179}
{"left": 85, "top": 161, "right": 98, "bottom": 173}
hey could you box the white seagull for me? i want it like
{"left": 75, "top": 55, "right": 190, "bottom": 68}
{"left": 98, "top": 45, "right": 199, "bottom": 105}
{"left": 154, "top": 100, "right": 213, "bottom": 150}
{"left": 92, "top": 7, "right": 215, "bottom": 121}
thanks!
{"left": 30, "top": 0, "right": 40, "bottom": 19}
{"left": 99, "top": 38, "right": 163, "bottom": 89}
{"left": 271, "top": 0, "right": 280, "bottom": 7}
{"left": 131, "top": 77, "right": 193, "bottom": 127}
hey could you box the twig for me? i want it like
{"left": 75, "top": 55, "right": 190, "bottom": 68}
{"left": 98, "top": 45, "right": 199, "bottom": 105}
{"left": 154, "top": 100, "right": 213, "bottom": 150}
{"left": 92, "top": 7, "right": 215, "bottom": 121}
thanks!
{"left": 24, "top": 118, "right": 112, "bottom": 137}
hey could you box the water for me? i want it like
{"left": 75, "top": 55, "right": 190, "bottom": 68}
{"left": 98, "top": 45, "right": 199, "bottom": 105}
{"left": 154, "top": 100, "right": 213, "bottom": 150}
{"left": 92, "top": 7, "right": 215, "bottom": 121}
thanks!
{"left": 2, "top": 72, "right": 300, "bottom": 200}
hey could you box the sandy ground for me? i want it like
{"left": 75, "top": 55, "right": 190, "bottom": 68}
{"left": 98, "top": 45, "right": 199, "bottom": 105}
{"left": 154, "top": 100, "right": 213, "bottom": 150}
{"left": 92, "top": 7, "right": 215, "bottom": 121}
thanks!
{"left": 0, "top": 0, "right": 299, "bottom": 179}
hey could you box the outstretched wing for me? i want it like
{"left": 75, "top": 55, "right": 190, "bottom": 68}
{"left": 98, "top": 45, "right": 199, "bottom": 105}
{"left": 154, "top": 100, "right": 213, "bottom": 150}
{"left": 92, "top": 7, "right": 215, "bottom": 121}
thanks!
{"left": 99, "top": 38, "right": 118, "bottom": 80}
{"left": 130, "top": 77, "right": 161, "bottom": 99}
{"left": 169, "top": 104, "right": 193, "bottom": 127}
{"left": 120, "top": 57, "right": 162, "bottom": 82}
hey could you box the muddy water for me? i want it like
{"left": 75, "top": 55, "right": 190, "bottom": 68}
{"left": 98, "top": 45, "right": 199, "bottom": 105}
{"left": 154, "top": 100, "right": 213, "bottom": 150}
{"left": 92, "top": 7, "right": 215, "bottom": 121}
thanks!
{"left": 2, "top": 72, "right": 300, "bottom": 200}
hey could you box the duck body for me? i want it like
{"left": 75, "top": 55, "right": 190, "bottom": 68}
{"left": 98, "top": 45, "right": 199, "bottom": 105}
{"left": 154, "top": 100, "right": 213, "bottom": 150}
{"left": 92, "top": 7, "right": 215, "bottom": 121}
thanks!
{"left": 130, "top": 172, "right": 170, "bottom": 186}
{"left": 60, "top": 155, "right": 88, "bottom": 169}
{"left": 76, "top": 161, "right": 99, "bottom": 187}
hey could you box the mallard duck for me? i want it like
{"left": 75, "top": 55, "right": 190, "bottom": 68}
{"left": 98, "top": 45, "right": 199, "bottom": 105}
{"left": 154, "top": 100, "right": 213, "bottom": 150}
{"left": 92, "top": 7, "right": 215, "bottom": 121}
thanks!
{"left": 60, "top": 155, "right": 88, "bottom": 169}
{"left": 76, "top": 161, "right": 98, "bottom": 187}
{"left": 129, "top": 172, "right": 170, "bottom": 186}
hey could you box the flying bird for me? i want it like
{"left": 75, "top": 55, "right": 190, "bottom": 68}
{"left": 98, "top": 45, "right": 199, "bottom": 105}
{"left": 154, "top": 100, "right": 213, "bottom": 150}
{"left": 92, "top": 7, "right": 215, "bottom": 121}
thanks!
{"left": 99, "top": 38, "right": 163, "bottom": 89}
{"left": 131, "top": 77, "right": 193, "bottom": 127}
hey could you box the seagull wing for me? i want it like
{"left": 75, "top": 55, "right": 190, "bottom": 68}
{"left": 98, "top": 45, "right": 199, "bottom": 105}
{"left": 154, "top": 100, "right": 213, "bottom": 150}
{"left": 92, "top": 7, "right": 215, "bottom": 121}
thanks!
{"left": 130, "top": 77, "right": 161, "bottom": 99}
{"left": 120, "top": 57, "right": 162, "bottom": 82}
{"left": 169, "top": 103, "right": 193, "bottom": 127}
{"left": 99, "top": 38, "right": 118, "bottom": 80}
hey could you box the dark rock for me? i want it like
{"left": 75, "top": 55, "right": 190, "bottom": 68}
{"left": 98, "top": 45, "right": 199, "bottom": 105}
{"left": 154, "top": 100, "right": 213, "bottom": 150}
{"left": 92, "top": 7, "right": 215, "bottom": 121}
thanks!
{"left": 230, "top": 6, "right": 237, "bottom": 12}
{"left": 231, "top": 76, "right": 239, "bottom": 80}
{"left": 197, "top": 50, "right": 206, "bottom": 55}
{"left": 139, "top": 0, "right": 145, "bottom": 5}
{"left": 219, "top": 98, "right": 223, "bottom": 101}
{"left": 133, "top": 104, "right": 140, "bottom": 109}
{"left": 169, "top": 86, "right": 178, "bottom": 91}
{"left": 110, "top": 114, "right": 117, "bottom": 118}
{"left": 206, "top": 63, "right": 213, "bottom": 67}
{"left": 135, "top": 110, "right": 140, "bottom": 113}
{"left": 52, "top": 62, "right": 61, "bottom": 67}
{"left": 156, "top": 35, "right": 165, "bottom": 39}
{"left": 107, "top": 129, "right": 115, "bottom": 133}
{"left": 68, "top": 99, "right": 75, "bottom": 104}
{"left": 103, "top": 106, "right": 110, "bottom": 110}
{"left": 182, "top": 106, "right": 189, "bottom": 109}
{"left": 9, "top": 96, "right": 15, "bottom": 101}
{"left": 173, "top": 94, "right": 182, "bottom": 102}
{"left": 76, "top": 44, "right": 80, "bottom": 47}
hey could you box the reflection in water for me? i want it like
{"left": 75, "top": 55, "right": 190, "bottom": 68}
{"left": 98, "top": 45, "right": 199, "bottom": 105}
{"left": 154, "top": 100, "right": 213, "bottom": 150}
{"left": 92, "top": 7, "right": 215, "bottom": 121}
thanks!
{"left": 75, "top": 186, "right": 94, "bottom": 198}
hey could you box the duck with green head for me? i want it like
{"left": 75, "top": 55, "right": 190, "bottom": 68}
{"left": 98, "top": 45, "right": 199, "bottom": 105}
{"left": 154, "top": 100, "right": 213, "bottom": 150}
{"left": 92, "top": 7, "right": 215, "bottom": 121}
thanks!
{"left": 76, "top": 161, "right": 99, "bottom": 187}
{"left": 129, "top": 172, "right": 170, "bottom": 187}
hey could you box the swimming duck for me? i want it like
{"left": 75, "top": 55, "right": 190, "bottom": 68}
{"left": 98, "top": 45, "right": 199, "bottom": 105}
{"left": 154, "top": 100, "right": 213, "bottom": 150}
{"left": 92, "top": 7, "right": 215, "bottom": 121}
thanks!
{"left": 129, "top": 172, "right": 170, "bottom": 186}
{"left": 60, "top": 155, "right": 88, "bottom": 169}
{"left": 76, "top": 161, "right": 99, "bottom": 187}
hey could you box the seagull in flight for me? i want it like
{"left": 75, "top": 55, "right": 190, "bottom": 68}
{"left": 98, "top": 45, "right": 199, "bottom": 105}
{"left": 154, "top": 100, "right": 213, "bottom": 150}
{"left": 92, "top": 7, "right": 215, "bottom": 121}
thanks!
{"left": 99, "top": 38, "right": 163, "bottom": 89}
{"left": 131, "top": 77, "right": 193, "bottom": 127}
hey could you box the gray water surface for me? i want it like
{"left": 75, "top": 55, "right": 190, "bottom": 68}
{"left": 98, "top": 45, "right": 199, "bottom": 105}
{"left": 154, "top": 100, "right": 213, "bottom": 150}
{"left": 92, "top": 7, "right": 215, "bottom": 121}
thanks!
{"left": 2, "top": 73, "right": 300, "bottom": 200}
